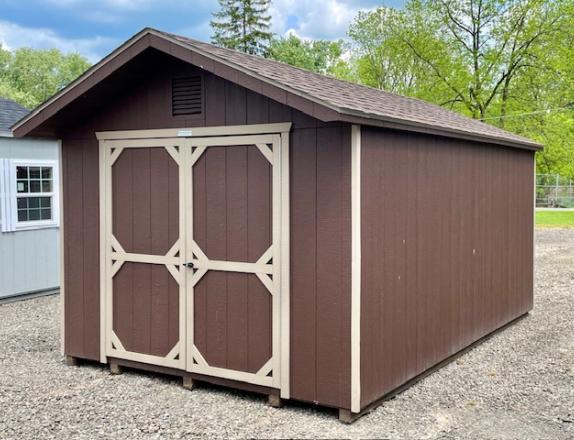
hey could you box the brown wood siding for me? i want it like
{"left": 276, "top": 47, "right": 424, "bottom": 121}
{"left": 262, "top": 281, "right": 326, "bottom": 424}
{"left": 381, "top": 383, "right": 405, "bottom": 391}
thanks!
{"left": 61, "top": 49, "right": 352, "bottom": 409}
{"left": 192, "top": 144, "right": 272, "bottom": 373}
{"left": 291, "top": 125, "right": 352, "bottom": 409}
{"left": 360, "top": 127, "right": 534, "bottom": 409}
{"left": 62, "top": 138, "right": 100, "bottom": 360}
{"left": 110, "top": 147, "right": 180, "bottom": 356}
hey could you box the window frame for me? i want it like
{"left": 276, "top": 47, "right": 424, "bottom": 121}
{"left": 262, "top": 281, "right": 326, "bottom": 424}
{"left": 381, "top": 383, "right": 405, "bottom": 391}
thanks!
{"left": 2, "top": 159, "right": 60, "bottom": 231}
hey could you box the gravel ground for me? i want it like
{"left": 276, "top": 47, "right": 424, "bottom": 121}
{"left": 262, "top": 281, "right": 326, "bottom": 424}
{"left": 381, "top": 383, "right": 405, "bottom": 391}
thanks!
{"left": 1, "top": 228, "right": 573, "bottom": 439}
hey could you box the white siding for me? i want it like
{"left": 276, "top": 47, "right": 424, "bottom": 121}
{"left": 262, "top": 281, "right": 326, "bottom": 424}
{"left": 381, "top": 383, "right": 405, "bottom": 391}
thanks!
{"left": 0, "top": 136, "right": 60, "bottom": 298}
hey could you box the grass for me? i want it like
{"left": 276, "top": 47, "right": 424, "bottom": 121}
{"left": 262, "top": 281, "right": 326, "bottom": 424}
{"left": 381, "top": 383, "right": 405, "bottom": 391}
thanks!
{"left": 536, "top": 210, "right": 574, "bottom": 228}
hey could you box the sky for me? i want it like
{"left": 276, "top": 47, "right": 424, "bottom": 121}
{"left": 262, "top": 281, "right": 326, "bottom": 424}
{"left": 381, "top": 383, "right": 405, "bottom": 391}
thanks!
{"left": 0, "top": 0, "right": 402, "bottom": 63}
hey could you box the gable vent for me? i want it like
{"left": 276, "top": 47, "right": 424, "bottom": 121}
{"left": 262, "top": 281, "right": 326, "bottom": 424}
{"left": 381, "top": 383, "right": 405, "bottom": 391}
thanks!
{"left": 172, "top": 76, "right": 202, "bottom": 116}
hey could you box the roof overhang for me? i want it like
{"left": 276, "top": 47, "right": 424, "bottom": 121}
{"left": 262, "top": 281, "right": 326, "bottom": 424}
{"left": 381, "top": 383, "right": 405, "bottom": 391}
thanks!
{"left": 11, "top": 28, "right": 542, "bottom": 151}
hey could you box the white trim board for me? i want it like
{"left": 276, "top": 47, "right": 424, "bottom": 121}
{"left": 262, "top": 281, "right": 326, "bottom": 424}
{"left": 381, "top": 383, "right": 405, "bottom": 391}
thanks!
{"left": 58, "top": 140, "right": 65, "bottom": 357}
{"left": 96, "top": 123, "right": 292, "bottom": 141}
{"left": 351, "top": 124, "right": 362, "bottom": 413}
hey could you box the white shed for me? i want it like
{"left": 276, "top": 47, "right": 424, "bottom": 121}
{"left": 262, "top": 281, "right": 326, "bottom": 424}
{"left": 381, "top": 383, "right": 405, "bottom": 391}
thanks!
{"left": 0, "top": 97, "right": 60, "bottom": 301}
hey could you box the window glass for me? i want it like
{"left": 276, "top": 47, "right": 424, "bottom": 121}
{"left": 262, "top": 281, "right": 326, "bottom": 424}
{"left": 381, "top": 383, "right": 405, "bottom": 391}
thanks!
{"left": 30, "top": 180, "right": 41, "bottom": 193}
{"left": 3, "top": 161, "right": 58, "bottom": 232}
{"left": 29, "top": 167, "right": 41, "bottom": 179}
{"left": 16, "top": 165, "right": 54, "bottom": 194}
{"left": 17, "top": 180, "right": 28, "bottom": 193}
{"left": 16, "top": 194, "right": 53, "bottom": 223}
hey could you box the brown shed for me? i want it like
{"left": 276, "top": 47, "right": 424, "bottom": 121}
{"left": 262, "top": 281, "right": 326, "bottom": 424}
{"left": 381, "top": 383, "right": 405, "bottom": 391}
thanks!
{"left": 12, "top": 28, "right": 539, "bottom": 421}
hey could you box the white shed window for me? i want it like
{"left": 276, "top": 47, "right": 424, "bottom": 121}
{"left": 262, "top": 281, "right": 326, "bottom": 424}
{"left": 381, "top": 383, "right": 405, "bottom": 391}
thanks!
{"left": 0, "top": 159, "right": 59, "bottom": 232}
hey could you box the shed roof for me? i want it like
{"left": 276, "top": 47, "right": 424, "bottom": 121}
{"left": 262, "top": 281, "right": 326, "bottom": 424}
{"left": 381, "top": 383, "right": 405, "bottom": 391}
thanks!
{"left": 12, "top": 28, "right": 541, "bottom": 150}
{"left": 0, "top": 97, "right": 29, "bottom": 137}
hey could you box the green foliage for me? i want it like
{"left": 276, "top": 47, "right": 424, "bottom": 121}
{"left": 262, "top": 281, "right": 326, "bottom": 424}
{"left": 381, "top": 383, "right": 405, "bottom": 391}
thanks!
{"left": 267, "top": 34, "right": 353, "bottom": 79}
{"left": 0, "top": 45, "right": 90, "bottom": 109}
{"left": 347, "top": 0, "right": 574, "bottom": 179}
{"left": 348, "top": 8, "right": 430, "bottom": 96}
{"left": 536, "top": 211, "right": 574, "bottom": 228}
{"left": 210, "top": 0, "right": 272, "bottom": 55}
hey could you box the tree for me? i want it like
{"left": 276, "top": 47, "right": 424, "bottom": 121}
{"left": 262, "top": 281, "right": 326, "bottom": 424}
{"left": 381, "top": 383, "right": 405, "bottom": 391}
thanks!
{"left": 210, "top": 0, "right": 272, "bottom": 55}
{"left": 0, "top": 46, "right": 90, "bottom": 109}
{"left": 267, "top": 34, "right": 353, "bottom": 79}
{"left": 399, "top": 0, "right": 566, "bottom": 120}
{"left": 350, "top": 0, "right": 567, "bottom": 119}
{"left": 347, "top": 0, "right": 574, "bottom": 178}
{"left": 348, "top": 8, "right": 429, "bottom": 96}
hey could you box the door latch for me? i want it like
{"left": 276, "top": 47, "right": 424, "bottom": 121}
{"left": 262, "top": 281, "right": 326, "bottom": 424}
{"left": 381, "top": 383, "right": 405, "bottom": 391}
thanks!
{"left": 184, "top": 262, "right": 195, "bottom": 269}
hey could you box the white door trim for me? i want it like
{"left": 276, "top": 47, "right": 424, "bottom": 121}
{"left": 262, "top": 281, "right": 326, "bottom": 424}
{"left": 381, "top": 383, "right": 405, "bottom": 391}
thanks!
{"left": 98, "top": 123, "right": 291, "bottom": 396}
{"left": 96, "top": 123, "right": 292, "bottom": 141}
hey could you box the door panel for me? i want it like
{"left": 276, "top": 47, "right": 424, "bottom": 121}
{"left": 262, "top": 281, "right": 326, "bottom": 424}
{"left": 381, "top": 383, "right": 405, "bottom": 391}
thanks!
{"left": 113, "top": 262, "right": 179, "bottom": 357}
{"left": 193, "top": 271, "right": 272, "bottom": 373}
{"left": 112, "top": 147, "right": 179, "bottom": 255}
{"left": 193, "top": 145, "right": 272, "bottom": 262}
{"left": 103, "top": 140, "right": 185, "bottom": 369}
{"left": 187, "top": 134, "right": 281, "bottom": 388}
{"left": 101, "top": 131, "right": 284, "bottom": 388}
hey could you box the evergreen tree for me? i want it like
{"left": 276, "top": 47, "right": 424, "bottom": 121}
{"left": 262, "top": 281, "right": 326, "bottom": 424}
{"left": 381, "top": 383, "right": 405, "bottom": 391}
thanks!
{"left": 210, "top": 0, "right": 272, "bottom": 55}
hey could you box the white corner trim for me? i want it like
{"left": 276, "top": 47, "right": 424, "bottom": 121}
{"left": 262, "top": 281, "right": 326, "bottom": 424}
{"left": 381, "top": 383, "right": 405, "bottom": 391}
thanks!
{"left": 58, "top": 140, "right": 65, "bottom": 357}
{"left": 99, "top": 139, "right": 107, "bottom": 363}
{"left": 280, "top": 130, "right": 290, "bottom": 399}
{"left": 351, "top": 124, "right": 361, "bottom": 413}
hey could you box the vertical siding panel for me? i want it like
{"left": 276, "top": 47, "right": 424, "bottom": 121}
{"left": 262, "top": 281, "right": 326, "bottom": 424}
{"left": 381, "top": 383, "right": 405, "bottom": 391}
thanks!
{"left": 247, "top": 145, "right": 273, "bottom": 372}
{"left": 384, "top": 131, "right": 407, "bottom": 390}
{"left": 290, "top": 127, "right": 317, "bottom": 403}
{"left": 65, "top": 142, "right": 85, "bottom": 356}
{"left": 225, "top": 82, "right": 247, "bottom": 126}
{"left": 491, "top": 147, "right": 504, "bottom": 328}
{"left": 131, "top": 149, "right": 152, "bottom": 354}
{"left": 192, "top": 153, "right": 208, "bottom": 359}
{"left": 315, "top": 126, "right": 350, "bottom": 407}
{"left": 205, "top": 74, "right": 226, "bottom": 126}
{"left": 339, "top": 126, "right": 352, "bottom": 408}
{"left": 451, "top": 140, "right": 463, "bottom": 352}
{"left": 149, "top": 149, "right": 170, "bottom": 355}
{"left": 405, "top": 134, "right": 419, "bottom": 379}
{"left": 112, "top": 149, "right": 134, "bottom": 350}
{"left": 246, "top": 91, "right": 270, "bottom": 125}
{"left": 168, "top": 153, "right": 180, "bottom": 348}
{"left": 360, "top": 128, "right": 377, "bottom": 406}
{"left": 524, "top": 153, "right": 535, "bottom": 313}
{"left": 360, "top": 127, "right": 534, "bottom": 409}
{"left": 268, "top": 100, "right": 291, "bottom": 123}
{"left": 204, "top": 147, "right": 228, "bottom": 368}
{"left": 226, "top": 146, "right": 249, "bottom": 371}
{"left": 82, "top": 140, "right": 100, "bottom": 359}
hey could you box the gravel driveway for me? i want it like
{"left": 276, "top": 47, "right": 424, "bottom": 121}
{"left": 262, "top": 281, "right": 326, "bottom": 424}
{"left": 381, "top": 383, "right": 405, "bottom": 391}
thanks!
{"left": 1, "top": 228, "right": 573, "bottom": 439}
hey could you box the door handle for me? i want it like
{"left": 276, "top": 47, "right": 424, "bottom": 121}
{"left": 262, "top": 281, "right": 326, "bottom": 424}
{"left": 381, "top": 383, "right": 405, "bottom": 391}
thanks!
{"left": 184, "top": 262, "right": 195, "bottom": 269}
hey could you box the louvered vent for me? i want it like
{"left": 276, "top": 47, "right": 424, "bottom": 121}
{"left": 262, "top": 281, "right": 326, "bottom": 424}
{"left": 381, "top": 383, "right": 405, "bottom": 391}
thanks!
{"left": 172, "top": 76, "right": 202, "bottom": 116}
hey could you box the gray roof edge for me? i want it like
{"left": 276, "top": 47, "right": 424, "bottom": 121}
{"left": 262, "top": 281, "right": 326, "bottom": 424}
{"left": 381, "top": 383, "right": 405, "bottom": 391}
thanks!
{"left": 12, "top": 27, "right": 543, "bottom": 150}
{"left": 164, "top": 31, "right": 541, "bottom": 150}
{"left": 337, "top": 107, "right": 542, "bottom": 150}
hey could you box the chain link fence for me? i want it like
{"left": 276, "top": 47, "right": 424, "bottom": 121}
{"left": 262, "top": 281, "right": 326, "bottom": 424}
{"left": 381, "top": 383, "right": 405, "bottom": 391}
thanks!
{"left": 536, "top": 174, "right": 574, "bottom": 208}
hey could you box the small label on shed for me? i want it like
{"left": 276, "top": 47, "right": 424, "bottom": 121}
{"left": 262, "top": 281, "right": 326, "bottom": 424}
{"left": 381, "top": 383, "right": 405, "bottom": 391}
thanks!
{"left": 178, "top": 129, "right": 193, "bottom": 137}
